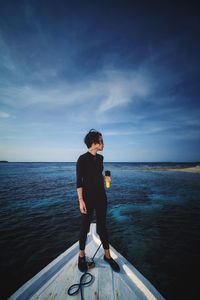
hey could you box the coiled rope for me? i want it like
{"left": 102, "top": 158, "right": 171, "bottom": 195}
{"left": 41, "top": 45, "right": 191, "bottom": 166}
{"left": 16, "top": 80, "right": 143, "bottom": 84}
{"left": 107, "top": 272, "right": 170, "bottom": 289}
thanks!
{"left": 67, "top": 242, "right": 102, "bottom": 300}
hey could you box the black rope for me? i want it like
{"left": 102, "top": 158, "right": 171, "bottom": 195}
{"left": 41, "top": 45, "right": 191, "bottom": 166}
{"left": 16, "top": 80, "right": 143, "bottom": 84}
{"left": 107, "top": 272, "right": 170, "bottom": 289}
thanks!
{"left": 67, "top": 243, "right": 102, "bottom": 300}
{"left": 91, "top": 242, "right": 102, "bottom": 260}
{"left": 67, "top": 272, "right": 93, "bottom": 299}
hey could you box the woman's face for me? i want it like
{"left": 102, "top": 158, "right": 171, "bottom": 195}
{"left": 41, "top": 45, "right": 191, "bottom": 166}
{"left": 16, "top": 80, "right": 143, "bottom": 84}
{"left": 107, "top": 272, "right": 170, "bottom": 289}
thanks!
{"left": 97, "top": 135, "right": 104, "bottom": 151}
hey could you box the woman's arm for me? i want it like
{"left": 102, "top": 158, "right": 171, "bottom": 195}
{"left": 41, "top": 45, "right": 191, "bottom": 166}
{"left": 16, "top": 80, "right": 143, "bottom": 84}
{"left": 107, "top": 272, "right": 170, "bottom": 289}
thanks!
{"left": 77, "top": 187, "right": 84, "bottom": 202}
{"left": 76, "top": 157, "right": 87, "bottom": 214}
{"left": 77, "top": 187, "right": 87, "bottom": 214}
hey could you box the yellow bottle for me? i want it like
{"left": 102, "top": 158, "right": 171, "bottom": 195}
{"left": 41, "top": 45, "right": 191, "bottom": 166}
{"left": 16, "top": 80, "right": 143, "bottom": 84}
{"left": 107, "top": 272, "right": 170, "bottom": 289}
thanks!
{"left": 105, "top": 170, "right": 111, "bottom": 189}
{"left": 106, "top": 181, "right": 110, "bottom": 189}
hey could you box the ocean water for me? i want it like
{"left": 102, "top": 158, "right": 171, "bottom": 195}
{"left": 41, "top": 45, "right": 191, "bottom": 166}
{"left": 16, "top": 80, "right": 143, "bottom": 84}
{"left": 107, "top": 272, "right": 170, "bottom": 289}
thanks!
{"left": 0, "top": 162, "right": 200, "bottom": 299}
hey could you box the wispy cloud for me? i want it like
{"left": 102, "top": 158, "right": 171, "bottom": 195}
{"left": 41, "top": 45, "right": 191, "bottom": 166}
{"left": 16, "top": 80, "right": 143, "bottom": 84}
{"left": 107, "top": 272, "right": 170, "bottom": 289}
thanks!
{"left": 97, "top": 70, "right": 150, "bottom": 113}
{"left": 0, "top": 111, "right": 10, "bottom": 118}
{"left": 0, "top": 31, "right": 17, "bottom": 73}
{"left": 0, "top": 66, "right": 151, "bottom": 111}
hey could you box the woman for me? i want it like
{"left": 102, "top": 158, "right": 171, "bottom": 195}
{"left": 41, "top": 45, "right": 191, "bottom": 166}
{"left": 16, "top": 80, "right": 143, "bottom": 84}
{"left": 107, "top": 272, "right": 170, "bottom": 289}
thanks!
{"left": 76, "top": 129, "right": 120, "bottom": 272}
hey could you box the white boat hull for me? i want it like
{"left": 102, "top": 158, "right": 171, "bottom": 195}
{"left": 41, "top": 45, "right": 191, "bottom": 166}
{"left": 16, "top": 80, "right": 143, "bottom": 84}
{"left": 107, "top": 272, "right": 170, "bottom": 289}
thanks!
{"left": 9, "top": 223, "right": 165, "bottom": 300}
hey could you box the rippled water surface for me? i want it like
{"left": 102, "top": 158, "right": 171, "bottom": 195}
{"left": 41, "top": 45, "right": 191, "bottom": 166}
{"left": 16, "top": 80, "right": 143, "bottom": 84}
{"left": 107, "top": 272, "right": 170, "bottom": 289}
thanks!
{"left": 0, "top": 162, "right": 200, "bottom": 299}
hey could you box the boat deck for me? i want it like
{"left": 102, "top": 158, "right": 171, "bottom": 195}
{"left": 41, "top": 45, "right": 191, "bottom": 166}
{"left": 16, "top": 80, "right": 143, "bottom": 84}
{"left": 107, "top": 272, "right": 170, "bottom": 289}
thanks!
{"left": 9, "top": 223, "right": 165, "bottom": 300}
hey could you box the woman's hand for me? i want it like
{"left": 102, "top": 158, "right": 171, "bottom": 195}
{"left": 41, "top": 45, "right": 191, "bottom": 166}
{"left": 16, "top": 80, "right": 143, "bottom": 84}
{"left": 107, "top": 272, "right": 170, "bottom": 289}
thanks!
{"left": 79, "top": 199, "right": 87, "bottom": 214}
{"left": 104, "top": 176, "right": 111, "bottom": 183}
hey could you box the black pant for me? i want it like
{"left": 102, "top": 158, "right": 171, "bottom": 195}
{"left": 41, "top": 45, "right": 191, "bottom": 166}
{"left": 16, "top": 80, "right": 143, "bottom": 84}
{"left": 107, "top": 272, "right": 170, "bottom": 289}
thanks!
{"left": 79, "top": 197, "right": 109, "bottom": 250}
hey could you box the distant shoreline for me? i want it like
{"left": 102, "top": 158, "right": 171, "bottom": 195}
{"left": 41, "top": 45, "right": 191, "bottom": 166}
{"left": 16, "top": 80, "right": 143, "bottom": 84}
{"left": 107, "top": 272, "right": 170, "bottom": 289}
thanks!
{"left": 166, "top": 166, "right": 200, "bottom": 173}
{"left": 145, "top": 165, "right": 200, "bottom": 173}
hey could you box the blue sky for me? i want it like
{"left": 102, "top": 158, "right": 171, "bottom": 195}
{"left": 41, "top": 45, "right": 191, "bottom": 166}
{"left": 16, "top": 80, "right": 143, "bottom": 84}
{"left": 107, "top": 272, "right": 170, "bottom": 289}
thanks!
{"left": 0, "top": 0, "right": 200, "bottom": 162}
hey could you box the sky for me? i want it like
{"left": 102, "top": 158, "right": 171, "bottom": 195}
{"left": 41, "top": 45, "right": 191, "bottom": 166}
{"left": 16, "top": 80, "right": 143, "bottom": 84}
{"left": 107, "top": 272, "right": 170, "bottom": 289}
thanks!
{"left": 0, "top": 0, "right": 200, "bottom": 162}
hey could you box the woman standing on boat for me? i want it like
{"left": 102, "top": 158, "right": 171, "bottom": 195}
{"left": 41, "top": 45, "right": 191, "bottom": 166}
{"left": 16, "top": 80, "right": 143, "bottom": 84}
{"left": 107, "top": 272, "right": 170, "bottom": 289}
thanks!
{"left": 76, "top": 129, "right": 120, "bottom": 272}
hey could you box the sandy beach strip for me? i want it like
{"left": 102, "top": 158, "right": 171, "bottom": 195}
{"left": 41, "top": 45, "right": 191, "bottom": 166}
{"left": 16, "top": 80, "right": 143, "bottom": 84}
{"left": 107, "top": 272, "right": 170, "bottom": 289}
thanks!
{"left": 144, "top": 165, "right": 200, "bottom": 173}
{"left": 166, "top": 166, "right": 200, "bottom": 173}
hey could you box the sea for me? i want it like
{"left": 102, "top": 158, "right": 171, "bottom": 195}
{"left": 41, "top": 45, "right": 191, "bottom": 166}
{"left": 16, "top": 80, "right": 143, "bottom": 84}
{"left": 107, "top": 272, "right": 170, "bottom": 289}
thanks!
{"left": 0, "top": 162, "right": 200, "bottom": 300}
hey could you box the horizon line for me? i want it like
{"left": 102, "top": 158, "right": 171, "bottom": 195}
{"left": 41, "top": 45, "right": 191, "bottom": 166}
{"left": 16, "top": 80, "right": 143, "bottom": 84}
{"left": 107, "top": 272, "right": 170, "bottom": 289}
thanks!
{"left": 1, "top": 161, "right": 200, "bottom": 163}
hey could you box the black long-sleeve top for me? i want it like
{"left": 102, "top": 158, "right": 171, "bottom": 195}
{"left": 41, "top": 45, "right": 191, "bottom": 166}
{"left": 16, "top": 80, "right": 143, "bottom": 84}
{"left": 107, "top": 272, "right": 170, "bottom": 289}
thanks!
{"left": 76, "top": 151, "right": 107, "bottom": 201}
